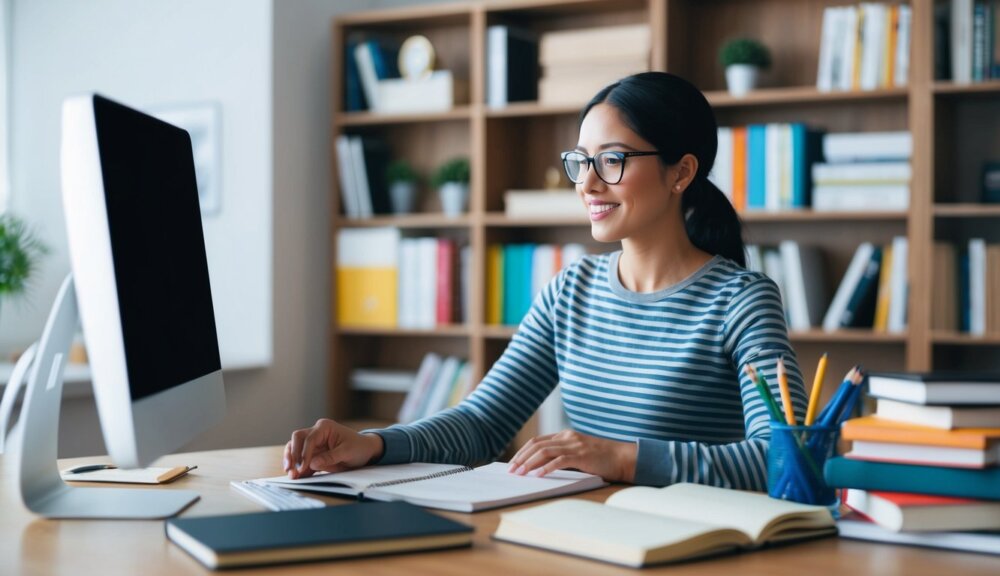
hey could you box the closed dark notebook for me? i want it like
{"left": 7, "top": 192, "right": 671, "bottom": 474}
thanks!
{"left": 165, "top": 501, "right": 473, "bottom": 569}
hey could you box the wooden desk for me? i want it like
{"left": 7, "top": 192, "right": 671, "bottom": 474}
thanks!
{"left": 3, "top": 446, "right": 999, "bottom": 575}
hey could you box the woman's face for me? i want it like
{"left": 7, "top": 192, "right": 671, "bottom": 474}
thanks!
{"left": 575, "top": 103, "right": 679, "bottom": 244}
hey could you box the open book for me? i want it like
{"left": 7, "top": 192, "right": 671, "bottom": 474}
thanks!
{"left": 256, "top": 462, "right": 607, "bottom": 513}
{"left": 493, "top": 483, "right": 836, "bottom": 567}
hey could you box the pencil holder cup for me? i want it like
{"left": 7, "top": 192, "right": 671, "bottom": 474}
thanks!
{"left": 767, "top": 423, "right": 839, "bottom": 508}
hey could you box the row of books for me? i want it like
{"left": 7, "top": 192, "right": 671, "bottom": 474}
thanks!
{"left": 825, "top": 371, "right": 1000, "bottom": 554}
{"left": 486, "top": 243, "right": 587, "bottom": 326}
{"left": 938, "top": 0, "right": 1000, "bottom": 83}
{"left": 336, "top": 228, "right": 470, "bottom": 329}
{"left": 816, "top": 3, "right": 912, "bottom": 92}
{"left": 746, "top": 238, "right": 908, "bottom": 332}
{"left": 933, "top": 239, "right": 1000, "bottom": 335}
{"left": 710, "top": 127, "right": 912, "bottom": 212}
{"left": 396, "top": 354, "right": 474, "bottom": 424}
{"left": 335, "top": 134, "right": 390, "bottom": 219}
{"left": 346, "top": 36, "right": 459, "bottom": 114}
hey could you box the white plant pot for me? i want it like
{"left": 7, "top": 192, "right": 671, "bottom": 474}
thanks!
{"left": 439, "top": 182, "right": 468, "bottom": 216}
{"left": 389, "top": 181, "right": 417, "bottom": 214}
{"left": 725, "top": 64, "right": 759, "bottom": 97}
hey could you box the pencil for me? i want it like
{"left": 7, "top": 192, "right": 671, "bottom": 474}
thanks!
{"left": 744, "top": 364, "right": 782, "bottom": 422}
{"left": 804, "top": 353, "right": 828, "bottom": 426}
{"left": 777, "top": 356, "right": 796, "bottom": 425}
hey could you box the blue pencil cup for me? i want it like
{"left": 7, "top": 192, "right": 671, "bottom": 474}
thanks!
{"left": 767, "top": 423, "right": 839, "bottom": 507}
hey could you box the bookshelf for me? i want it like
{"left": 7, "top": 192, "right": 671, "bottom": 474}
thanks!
{"left": 329, "top": 0, "right": 999, "bottom": 441}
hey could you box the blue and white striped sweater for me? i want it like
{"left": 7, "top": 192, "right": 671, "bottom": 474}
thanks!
{"left": 373, "top": 251, "right": 808, "bottom": 490}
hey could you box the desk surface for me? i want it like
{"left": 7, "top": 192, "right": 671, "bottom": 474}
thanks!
{"left": 3, "top": 446, "right": 1000, "bottom": 575}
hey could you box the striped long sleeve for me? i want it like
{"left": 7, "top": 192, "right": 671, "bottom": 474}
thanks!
{"left": 371, "top": 252, "right": 807, "bottom": 490}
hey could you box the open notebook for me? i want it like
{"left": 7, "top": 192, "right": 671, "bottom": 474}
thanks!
{"left": 493, "top": 483, "right": 836, "bottom": 567}
{"left": 256, "top": 462, "right": 606, "bottom": 512}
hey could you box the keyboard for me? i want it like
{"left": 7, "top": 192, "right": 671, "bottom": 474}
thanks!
{"left": 230, "top": 479, "right": 326, "bottom": 511}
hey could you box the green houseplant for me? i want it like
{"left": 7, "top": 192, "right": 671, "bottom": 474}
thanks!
{"left": 431, "top": 157, "right": 470, "bottom": 216}
{"left": 0, "top": 213, "right": 48, "bottom": 324}
{"left": 719, "top": 38, "right": 771, "bottom": 96}
{"left": 386, "top": 160, "right": 420, "bottom": 214}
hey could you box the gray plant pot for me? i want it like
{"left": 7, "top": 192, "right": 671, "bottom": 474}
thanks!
{"left": 390, "top": 182, "right": 417, "bottom": 214}
{"left": 439, "top": 182, "right": 468, "bottom": 216}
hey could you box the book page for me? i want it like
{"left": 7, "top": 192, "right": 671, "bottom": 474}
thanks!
{"left": 258, "top": 462, "right": 467, "bottom": 492}
{"left": 606, "top": 483, "right": 833, "bottom": 542}
{"left": 369, "top": 462, "right": 605, "bottom": 511}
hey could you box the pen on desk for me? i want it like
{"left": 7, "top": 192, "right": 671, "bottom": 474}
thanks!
{"left": 804, "top": 352, "right": 828, "bottom": 426}
{"left": 65, "top": 464, "right": 117, "bottom": 474}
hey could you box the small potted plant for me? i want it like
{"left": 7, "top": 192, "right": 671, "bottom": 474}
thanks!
{"left": 0, "top": 213, "right": 48, "bottom": 327}
{"left": 431, "top": 157, "right": 470, "bottom": 216}
{"left": 386, "top": 160, "right": 420, "bottom": 214}
{"left": 719, "top": 38, "right": 771, "bottom": 96}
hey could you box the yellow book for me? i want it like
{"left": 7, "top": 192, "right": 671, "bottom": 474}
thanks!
{"left": 336, "top": 228, "right": 399, "bottom": 328}
{"left": 486, "top": 244, "right": 504, "bottom": 325}
{"left": 873, "top": 243, "right": 894, "bottom": 331}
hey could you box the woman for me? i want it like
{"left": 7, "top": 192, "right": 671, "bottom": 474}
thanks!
{"left": 285, "top": 72, "right": 807, "bottom": 490}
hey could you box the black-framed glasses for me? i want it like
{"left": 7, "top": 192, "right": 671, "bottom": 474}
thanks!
{"left": 560, "top": 150, "right": 660, "bottom": 185}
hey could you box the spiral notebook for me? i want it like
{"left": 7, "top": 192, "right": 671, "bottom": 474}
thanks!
{"left": 255, "top": 462, "right": 606, "bottom": 513}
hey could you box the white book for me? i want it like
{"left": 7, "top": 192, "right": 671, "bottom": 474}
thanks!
{"left": 839, "top": 6, "right": 859, "bottom": 91}
{"left": 886, "top": 235, "right": 908, "bottom": 332}
{"left": 952, "top": 0, "right": 974, "bottom": 84}
{"left": 416, "top": 237, "right": 439, "bottom": 329}
{"left": 537, "top": 387, "right": 569, "bottom": 436}
{"left": 894, "top": 5, "right": 912, "bottom": 87}
{"left": 811, "top": 162, "right": 911, "bottom": 184}
{"left": 531, "top": 244, "right": 557, "bottom": 298}
{"left": 848, "top": 440, "right": 999, "bottom": 468}
{"left": 823, "top": 131, "right": 912, "bottom": 162}
{"left": 817, "top": 7, "right": 838, "bottom": 91}
{"left": 348, "top": 136, "right": 373, "bottom": 218}
{"left": 764, "top": 124, "right": 781, "bottom": 210}
{"left": 375, "top": 71, "right": 454, "bottom": 114}
{"left": 812, "top": 185, "right": 910, "bottom": 211}
{"left": 260, "top": 462, "right": 606, "bottom": 513}
{"left": 487, "top": 25, "right": 508, "bottom": 107}
{"left": 539, "top": 24, "right": 650, "bottom": 65}
{"left": 780, "top": 241, "right": 827, "bottom": 330}
{"left": 745, "top": 244, "right": 763, "bottom": 273}
{"left": 779, "top": 124, "right": 793, "bottom": 208}
{"left": 969, "top": 238, "right": 987, "bottom": 335}
{"left": 504, "top": 190, "right": 582, "bottom": 218}
{"left": 838, "top": 516, "right": 1000, "bottom": 555}
{"left": 460, "top": 244, "right": 471, "bottom": 324}
{"left": 823, "top": 242, "right": 875, "bottom": 331}
{"left": 859, "top": 3, "right": 884, "bottom": 90}
{"left": 353, "top": 42, "right": 380, "bottom": 111}
{"left": 419, "top": 356, "right": 461, "bottom": 420}
{"left": 334, "top": 135, "right": 359, "bottom": 218}
{"left": 876, "top": 397, "right": 1000, "bottom": 429}
{"left": 397, "top": 353, "right": 442, "bottom": 423}
{"left": 397, "top": 239, "right": 418, "bottom": 329}
{"left": 711, "top": 127, "right": 733, "bottom": 200}
{"left": 349, "top": 368, "right": 416, "bottom": 393}
{"left": 762, "top": 249, "right": 789, "bottom": 323}
{"left": 561, "top": 243, "right": 587, "bottom": 268}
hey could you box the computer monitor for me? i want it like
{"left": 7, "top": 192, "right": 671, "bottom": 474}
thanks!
{"left": 7, "top": 94, "right": 225, "bottom": 519}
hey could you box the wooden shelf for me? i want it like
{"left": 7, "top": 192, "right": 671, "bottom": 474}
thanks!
{"left": 705, "top": 86, "right": 908, "bottom": 108}
{"left": 482, "top": 325, "right": 518, "bottom": 339}
{"left": 740, "top": 210, "right": 909, "bottom": 222}
{"left": 483, "top": 213, "right": 587, "bottom": 227}
{"left": 335, "top": 106, "right": 473, "bottom": 127}
{"left": 336, "top": 214, "right": 472, "bottom": 229}
{"left": 933, "top": 80, "right": 1000, "bottom": 96}
{"left": 789, "top": 329, "right": 907, "bottom": 344}
{"left": 933, "top": 204, "right": 1000, "bottom": 218}
{"left": 484, "top": 102, "right": 581, "bottom": 118}
{"left": 932, "top": 331, "right": 1000, "bottom": 345}
{"left": 337, "top": 324, "right": 472, "bottom": 337}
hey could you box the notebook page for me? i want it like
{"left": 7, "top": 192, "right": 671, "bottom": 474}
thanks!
{"left": 606, "top": 483, "right": 832, "bottom": 542}
{"left": 369, "top": 462, "right": 606, "bottom": 511}
{"left": 258, "top": 462, "right": 467, "bottom": 492}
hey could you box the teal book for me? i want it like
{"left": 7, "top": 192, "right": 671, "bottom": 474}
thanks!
{"left": 747, "top": 125, "right": 767, "bottom": 209}
{"left": 503, "top": 244, "right": 535, "bottom": 326}
{"left": 166, "top": 501, "right": 473, "bottom": 569}
{"left": 824, "top": 457, "right": 1000, "bottom": 501}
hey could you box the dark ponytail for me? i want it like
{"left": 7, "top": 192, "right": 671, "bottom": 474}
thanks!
{"left": 581, "top": 72, "right": 746, "bottom": 268}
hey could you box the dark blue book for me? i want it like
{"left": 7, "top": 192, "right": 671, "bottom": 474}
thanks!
{"left": 839, "top": 246, "right": 882, "bottom": 328}
{"left": 345, "top": 41, "right": 367, "bottom": 111}
{"left": 165, "top": 501, "right": 472, "bottom": 569}
{"left": 824, "top": 457, "right": 1000, "bottom": 501}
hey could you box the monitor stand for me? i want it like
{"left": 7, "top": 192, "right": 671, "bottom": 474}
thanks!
{"left": 8, "top": 274, "right": 199, "bottom": 519}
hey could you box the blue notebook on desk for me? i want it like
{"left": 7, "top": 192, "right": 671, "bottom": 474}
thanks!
{"left": 165, "top": 501, "right": 472, "bottom": 569}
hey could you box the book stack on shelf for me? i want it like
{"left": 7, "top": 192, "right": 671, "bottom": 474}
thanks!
{"left": 486, "top": 243, "right": 586, "bottom": 327}
{"left": 486, "top": 25, "right": 539, "bottom": 108}
{"left": 933, "top": 239, "right": 1000, "bottom": 336}
{"left": 816, "top": 2, "right": 912, "bottom": 92}
{"left": 812, "top": 131, "right": 912, "bottom": 212}
{"left": 537, "top": 24, "right": 650, "bottom": 106}
{"left": 337, "top": 228, "right": 469, "bottom": 329}
{"left": 825, "top": 371, "right": 1000, "bottom": 555}
{"left": 397, "top": 353, "right": 473, "bottom": 424}
{"left": 335, "top": 135, "right": 390, "bottom": 219}
{"left": 711, "top": 124, "right": 823, "bottom": 212}
{"left": 937, "top": 0, "right": 1000, "bottom": 83}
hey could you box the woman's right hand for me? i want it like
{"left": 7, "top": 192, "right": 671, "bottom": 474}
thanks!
{"left": 282, "top": 419, "right": 385, "bottom": 479}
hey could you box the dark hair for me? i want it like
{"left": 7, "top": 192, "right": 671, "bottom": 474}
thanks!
{"left": 581, "top": 72, "right": 746, "bottom": 268}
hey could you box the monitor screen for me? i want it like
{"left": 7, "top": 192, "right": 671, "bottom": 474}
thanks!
{"left": 93, "top": 96, "right": 221, "bottom": 401}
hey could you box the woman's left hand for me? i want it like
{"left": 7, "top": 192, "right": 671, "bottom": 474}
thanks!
{"left": 507, "top": 429, "right": 637, "bottom": 482}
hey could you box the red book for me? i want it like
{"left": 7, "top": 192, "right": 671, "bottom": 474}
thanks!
{"left": 435, "top": 239, "right": 455, "bottom": 325}
{"left": 845, "top": 489, "right": 1000, "bottom": 532}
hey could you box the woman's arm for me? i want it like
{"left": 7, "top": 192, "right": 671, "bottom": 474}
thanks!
{"left": 631, "top": 276, "right": 808, "bottom": 490}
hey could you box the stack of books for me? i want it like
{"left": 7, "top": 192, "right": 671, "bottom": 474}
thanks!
{"left": 811, "top": 131, "right": 912, "bottom": 212}
{"left": 397, "top": 353, "right": 474, "bottom": 424}
{"left": 937, "top": 1, "right": 1000, "bottom": 84}
{"left": 932, "top": 239, "right": 1000, "bottom": 336}
{"left": 711, "top": 124, "right": 823, "bottom": 212}
{"left": 816, "top": 3, "right": 913, "bottom": 91}
{"left": 486, "top": 243, "right": 587, "bottom": 326}
{"left": 536, "top": 24, "right": 649, "bottom": 106}
{"left": 825, "top": 371, "right": 1000, "bottom": 555}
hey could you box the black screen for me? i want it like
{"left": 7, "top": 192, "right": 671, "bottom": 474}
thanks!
{"left": 92, "top": 95, "right": 222, "bottom": 401}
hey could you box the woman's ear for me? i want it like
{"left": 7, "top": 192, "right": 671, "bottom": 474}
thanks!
{"left": 671, "top": 154, "right": 699, "bottom": 195}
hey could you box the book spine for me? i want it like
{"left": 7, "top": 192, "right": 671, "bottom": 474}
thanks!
{"left": 436, "top": 239, "right": 455, "bottom": 325}
{"left": 824, "top": 457, "right": 1000, "bottom": 500}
